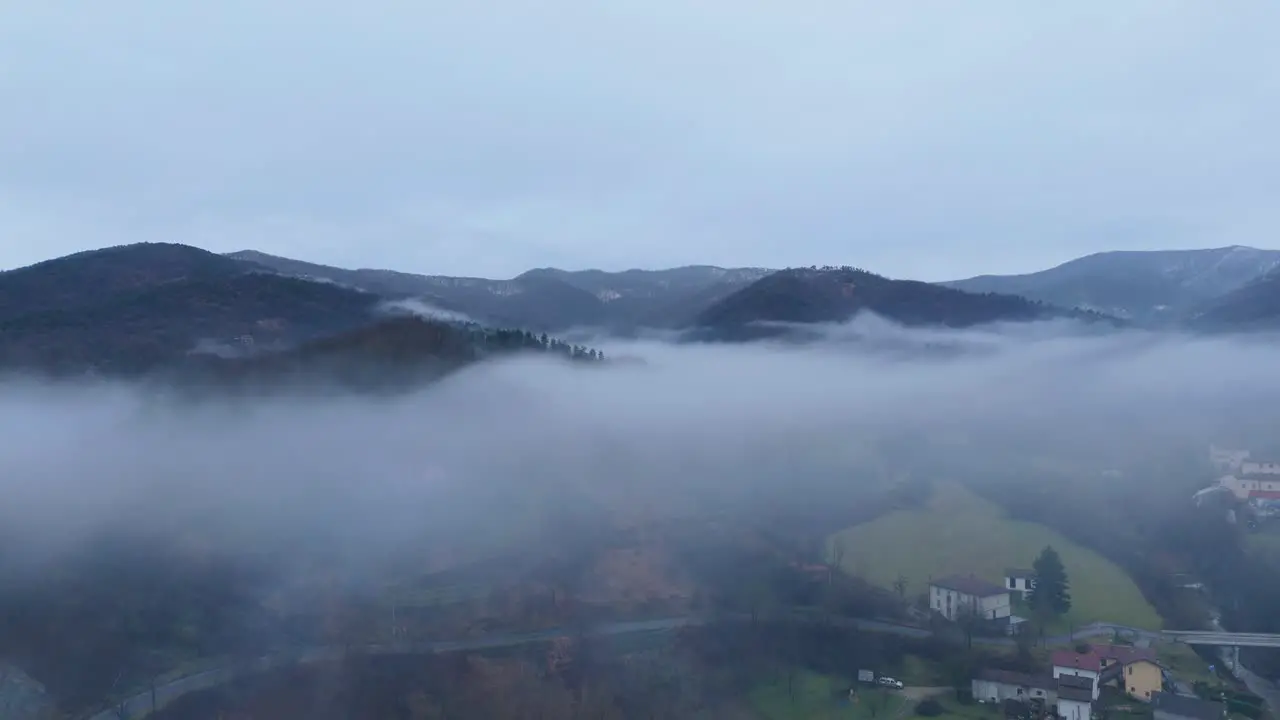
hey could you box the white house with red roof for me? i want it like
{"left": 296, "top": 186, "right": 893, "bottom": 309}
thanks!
{"left": 1216, "top": 473, "right": 1280, "bottom": 516}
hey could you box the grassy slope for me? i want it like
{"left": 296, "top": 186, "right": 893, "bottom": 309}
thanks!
{"left": 1244, "top": 529, "right": 1280, "bottom": 569}
{"left": 749, "top": 673, "right": 910, "bottom": 720}
{"left": 828, "top": 483, "right": 1161, "bottom": 630}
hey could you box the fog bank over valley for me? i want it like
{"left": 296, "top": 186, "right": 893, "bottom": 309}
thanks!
{"left": 3, "top": 317, "right": 1277, "bottom": 575}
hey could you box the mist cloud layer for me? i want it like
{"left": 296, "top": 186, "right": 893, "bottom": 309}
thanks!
{"left": 2, "top": 321, "right": 1278, "bottom": 584}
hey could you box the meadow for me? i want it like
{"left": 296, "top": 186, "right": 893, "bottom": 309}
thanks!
{"left": 828, "top": 483, "right": 1162, "bottom": 630}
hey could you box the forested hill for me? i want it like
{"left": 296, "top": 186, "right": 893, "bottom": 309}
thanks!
{"left": 0, "top": 243, "right": 256, "bottom": 323}
{"left": 0, "top": 242, "right": 605, "bottom": 384}
{"left": 173, "top": 316, "right": 604, "bottom": 393}
{"left": 1186, "top": 268, "right": 1280, "bottom": 332}
{"left": 0, "top": 272, "right": 382, "bottom": 377}
{"left": 692, "top": 266, "right": 1113, "bottom": 339}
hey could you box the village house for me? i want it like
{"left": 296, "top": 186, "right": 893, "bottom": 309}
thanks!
{"left": 929, "top": 574, "right": 1010, "bottom": 622}
{"left": 1240, "top": 460, "right": 1280, "bottom": 476}
{"left": 1004, "top": 568, "right": 1036, "bottom": 599}
{"left": 1152, "top": 692, "right": 1225, "bottom": 720}
{"left": 1214, "top": 474, "right": 1280, "bottom": 516}
{"left": 1056, "top": 675, "right": 1094, "bottom": 720}
{"left": 1218, "top": 475, "right": 1280, "bottom": 499}
{"left": 1052, "top": 644, "right": 1162, "bottom": 701}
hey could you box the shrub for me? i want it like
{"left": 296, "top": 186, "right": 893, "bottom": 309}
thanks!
{"left": 916, "top": 699, "right": 944, "bottom": 716}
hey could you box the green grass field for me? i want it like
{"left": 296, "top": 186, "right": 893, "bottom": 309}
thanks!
{"left": 749, "top": 673, "right": 910, "bottom": 720}
{"left": 828, "top": 482, "right": 1161, "bottom": 630}
{"left": 930, "top": 695, "right": 1003, "bottom": 720}
{"left": 1156, "top": 642, "right": 1216, "bottom": 685}
{"left": 1244, "top": 529, "right": 1280, "bottom": 569}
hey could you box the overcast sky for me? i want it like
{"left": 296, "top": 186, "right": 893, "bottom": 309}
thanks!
{"left": 2, "top": 2, "right": 1277, "bottom": 280}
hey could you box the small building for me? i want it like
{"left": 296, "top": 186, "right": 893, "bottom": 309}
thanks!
{"left": 1217, "top": 474, "right": 1280, "bottom": 516}
{"left": 1005, "top": 568, "right": 1036, "bottom": 599}
{"left": 972, "top": 668, "right": 1056, "bottom": 705}
{"left": 1056, "top": 675, "right": 1094, "bottom": 720}
{"left": 1051, "top": 650, "right": 1101, "bottom": 700}
{"left": 1151, "top": 691, "right": 1225, "bottom": 720}
{"left": 1099, "top": 646, "right": 1162, "bottom": 701}
{"left": 1240, "top": 460, "right": 1280, "bottom": 476}
{"left": 929, "top": 574, "right": 1011, "bottom": 622}
{"left": 1052, "top": 644, "right": 1161, "bottom": 701}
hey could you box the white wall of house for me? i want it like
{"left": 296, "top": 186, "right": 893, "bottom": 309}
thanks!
{"left": 930, "top": 586, "right": 1011, "bottom": 621}
{"left": 1241, "top": 461, "right": 1280, "bottom": 476}
{"left": 1059, "top": 697, "right": 1091, "bottom": 720}
{"left": 1218, "top": 475, "right": 1280, "bottom": 500}
{"left": 1006, "top": 575, "right": 1035, "bottom": 598}
{"left": 1053, "top": 667, "right": 1101, "bottom": 701}
{"left": 981, "top": 592, "right": 1011, "bottom": 620}
{"left": 931, "top": 586, "right": 961, "bottom": 620}
{"left": 972, "top": 679, "right": 1004, "bottom": 703}
{"left": 972, "top": 680, "right": 1054, "bottom": 705}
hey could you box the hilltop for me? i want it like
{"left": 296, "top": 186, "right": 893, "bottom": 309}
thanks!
{"left": 690, "top": 266, "right": 1103, "bottom": 340}
{"left": 0, "top": 243, "right": 253, "bottom": 324}
{"left": 0, "top": 271, "right": 382, "bottom": 377}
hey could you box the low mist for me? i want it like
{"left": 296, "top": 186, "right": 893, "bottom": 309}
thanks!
{"left": 2, "top": 317, "right": 1277, "bottom": 582}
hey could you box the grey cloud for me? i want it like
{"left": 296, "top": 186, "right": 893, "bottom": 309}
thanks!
{"left": 1, "top": 2, "right": 1278, "bottom": 277}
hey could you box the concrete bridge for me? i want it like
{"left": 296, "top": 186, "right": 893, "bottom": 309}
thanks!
{"left": 1163, "top": 630, "right": 1280, "bottom": 648}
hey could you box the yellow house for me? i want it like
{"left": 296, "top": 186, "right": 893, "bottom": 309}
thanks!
{"left": 1054, "top": 644, "right": 1163, "bottom": 702}
{"left": 1102, "top": 654, "right": 1163, "bottom": 701}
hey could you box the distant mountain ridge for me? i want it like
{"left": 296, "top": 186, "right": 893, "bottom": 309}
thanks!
{"left": 943, "top": 246, "right": 1280, "bottom": 324}
{"left": 228, "top": 250, "right": 770, "bottom": 332}
{"left": 8, "top": 242, "right": 1280, "bottom": 383}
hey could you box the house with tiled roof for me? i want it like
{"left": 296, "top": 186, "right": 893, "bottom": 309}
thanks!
{"left": 1056, "top": 675, "right": 1094, "bottom": 720}
{"left": 929, "top": 574, "right": 1011, "bottom": 622}
{"left": 1217, "top": 473, "right": 1280, "bottom": 517}
{"left": 1051, "top": 643, "right": 1162, "bottom": 701}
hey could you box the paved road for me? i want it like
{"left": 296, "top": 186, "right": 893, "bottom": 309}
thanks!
{"left": 78, "top": 614, "right": 1263, "bottom": 720}
{"left": 80, "top": 613, "right": 931, "bottom": 720}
